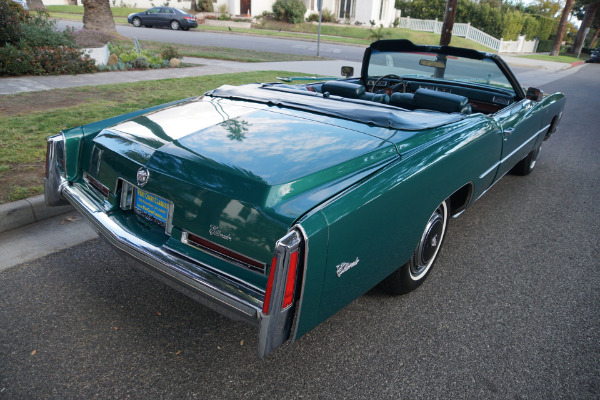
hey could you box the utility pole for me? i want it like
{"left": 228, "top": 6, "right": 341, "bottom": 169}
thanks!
{"left": 439, "top": 0, "right": 458, "bottom": 46}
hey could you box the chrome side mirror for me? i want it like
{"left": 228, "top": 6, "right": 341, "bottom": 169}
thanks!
{"left": 341, "top": 66, "right": 354, "bottom": 78}
{"left": 526, "top": 87, "right": 543, "bottom": 101}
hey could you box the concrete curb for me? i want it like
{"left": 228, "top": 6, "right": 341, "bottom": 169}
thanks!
{"left": 571, "top": 60, "right": 585, "bottom": 67}
{"left": 0, "top": 195, "right": 74, "bottom": 234}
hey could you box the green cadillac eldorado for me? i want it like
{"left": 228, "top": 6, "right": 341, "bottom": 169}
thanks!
{"left": 44, "top": 40, "right": 566, "bottom": 357}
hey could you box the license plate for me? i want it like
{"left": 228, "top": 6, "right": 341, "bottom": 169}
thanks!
{"left": 134, "top": 188, "right": 169, "bottom": 226}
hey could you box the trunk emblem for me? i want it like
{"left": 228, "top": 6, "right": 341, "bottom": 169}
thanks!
{"left": 137, "top": 168, "right": 150, "bottom": 187}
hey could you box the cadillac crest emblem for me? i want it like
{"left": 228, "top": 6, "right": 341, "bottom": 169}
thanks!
{"left": 136, "top": 167, "right": 150, "bottom": 187}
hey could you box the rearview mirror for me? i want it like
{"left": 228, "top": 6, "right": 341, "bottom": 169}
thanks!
{"left": 341, "top": 66, "right": 354, "bottom": 78}
{"left": 526, "top": 87, "right": 543, "bottom": 101}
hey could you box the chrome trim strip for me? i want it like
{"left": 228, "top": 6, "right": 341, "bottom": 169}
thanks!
{"left": 478, "top": 124, "right": 550, "bottom": 180}
{"left": 181, "top": 230, "right": 266, "bottom": 274}
{"left": 61, "top": 183, "right": 264, "bottom": 325}
{"left": 290, "top": 224, "right": 309, "bottom": 342}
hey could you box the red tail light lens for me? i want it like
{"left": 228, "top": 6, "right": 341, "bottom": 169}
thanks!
{"left": 262, "top": 256, "right": 278, "bottom": 314}
{"left": 282, "top": 250, "right": 299, "bottom": 309}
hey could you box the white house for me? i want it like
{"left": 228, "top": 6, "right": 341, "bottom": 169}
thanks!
{"left": 42, "top": 0, "right": 397, "bottom": 27}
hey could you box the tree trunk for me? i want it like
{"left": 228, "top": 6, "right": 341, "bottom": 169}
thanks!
{"left": 550, "top": 0, "right": 575, "bottom": 56}
{"left": 26, "top": 0, "right": 45, "bottom": 10}
{"left": 82, "top": 0, "right": 116, "bottom": 33}
{"left": 590, "top": 26, "right": 600, "bottom": 47}
{"left": 439, "top": 0, "right": 458, "bottom": 46}
{"left": 191, "top": 0, "right": 197, "bottom": 12}
{"left": 570, "top": 2, "right": 600, "bottom": 55}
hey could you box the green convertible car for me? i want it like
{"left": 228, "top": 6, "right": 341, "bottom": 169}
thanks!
{"left": 45, "top": 40, "right": 566, "bottom": 357}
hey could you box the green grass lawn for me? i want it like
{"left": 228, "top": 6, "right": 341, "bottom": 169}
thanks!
{"left": 0, "top": 71, "right": 311, "bottom": 203}
{"left": 517, "top": 52, "right": 589, "bottom": 63}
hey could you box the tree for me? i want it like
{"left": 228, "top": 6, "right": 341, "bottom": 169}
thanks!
{"left": 26, "top": 0, "right": 45, "bottom": 10}
{"left": 82, "top": 0, "right": 116, "bottom": 32}
{"left": 570, "top": 0, "right": 600, "bottom": 54}
{"left": 550, "top": 0, "right": 575, "bottom": 56}
{"left": 439, "top": 0, "right": 458, "bottom": 46}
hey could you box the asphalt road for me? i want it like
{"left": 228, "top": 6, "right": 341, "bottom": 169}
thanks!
{"left": 1, "top": 65, "right": 599, "bottom": 398}
{"left": 58, "top": 20, "right": 366, "bottom": 61}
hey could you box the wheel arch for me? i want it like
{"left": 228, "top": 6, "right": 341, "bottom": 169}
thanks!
{"left": 448, "top": 182, "right": 474, "bottom": 217}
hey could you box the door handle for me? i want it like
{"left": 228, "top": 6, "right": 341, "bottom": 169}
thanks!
{"left": 503, "top": 128, "right": 515, "bottom": 141}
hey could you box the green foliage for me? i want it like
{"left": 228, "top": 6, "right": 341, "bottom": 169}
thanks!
{"left": 536, "top": 39, "right": 554, "bottom": 52}
{"left": 395, "top": 0, "right": 446, "bottom": 20}
{"left": 160, "top": 45, "right": 181, "bottom": 60}
{"left": 400, "top": 0, "right": 559, "bottom": 41}
{"left": 0, "top": 44, "right": 96, "bottom": 76}
{"left": 131, "top": 56, "right": 149, "bottom": 69}
{"left": 535, "top": 15, "right": 555, "bottom": 40}
{"left": 196, "top": 0, "right": 213, "bottom": 12}
{"left": 306, "top": 8, "right": 335, "bottom": 23}
{"left": 272, "top": 0, "right": 306, "bottom": 24}
{"left": 368, "top": 25, "right": 388, "bottom": 41}
{"left": 0, "top": 0, "right": 24, "bottom": 46}
{"left": 522, "top": 15, "right": 541, "bottom": 40}
{"left": 18, "top": 12, "right": 78, "bottom": 49}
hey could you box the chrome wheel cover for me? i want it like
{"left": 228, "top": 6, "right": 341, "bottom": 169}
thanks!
{"left": 410, "top": 202, "right": 448, "bottom": 281}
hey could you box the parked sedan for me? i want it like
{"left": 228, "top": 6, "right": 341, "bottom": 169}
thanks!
{"left": 586, "top": 48, "right": 600, "bottom": 63}
{"left": 45, "top": 40, "right": 565, "bottom": 358}
{"left": 127, "top": 7, "right": 198, "bottom": 31}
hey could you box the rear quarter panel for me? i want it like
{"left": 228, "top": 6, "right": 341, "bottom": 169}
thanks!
{"left": 293, "top": 115, "right": 504, "bottom": 336}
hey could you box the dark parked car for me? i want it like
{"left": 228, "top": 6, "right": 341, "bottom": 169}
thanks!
{"left": 586, "top": 48, "right": 600, "bottom": 63}
{"left": 127, "top": 7, "right": 198, "bottom": 31}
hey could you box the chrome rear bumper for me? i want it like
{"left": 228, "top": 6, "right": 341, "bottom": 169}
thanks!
{"left": 44, "top": 134, "right": 300, "bottom": 358}
{"left": 62, "top": 182, "right": 265, "bottom": 324}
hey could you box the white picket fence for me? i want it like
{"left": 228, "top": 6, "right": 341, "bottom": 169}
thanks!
{"left": 397, "top": 17, "right": 538, "bottom": 53}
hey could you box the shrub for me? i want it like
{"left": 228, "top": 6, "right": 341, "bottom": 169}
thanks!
{"left": 272, "top": 0, "right": 306, "bottom": 24}
{"left": 306, "top": 8, "right": 334, "bottom": 23}
{"left": 132, "top": 56, "right": 149, "bottom": 69}
{"left": 536, "top": 39, "right": 553, "bottom": 53}
{"left": 160, "top": 45, "right": 181, "bottom": 60}
{"left": 0, "top": 0, "right": 23, "bottom": 46}
{"left": 196, "top": 0, "right": 213, "bottom": 12}
{"left": 0, "top": 44, "right": 33, "bottom": 75}
{"left": 18, "top": 12, "right": 78, "bottom": 49}
{"left": 0, "top": 45, "right": 96, "bottom": 76}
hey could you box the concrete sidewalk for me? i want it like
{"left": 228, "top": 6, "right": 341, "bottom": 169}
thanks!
{"left": 0, "top": 55, "right": 585, "bottom": 235}
{"left": 0, "top": 58, "right": 361, "bottom": 95}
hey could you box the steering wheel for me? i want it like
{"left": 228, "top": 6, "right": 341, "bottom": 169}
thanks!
{"left": 372, "top": 74, "right": 401, "bottom": 94}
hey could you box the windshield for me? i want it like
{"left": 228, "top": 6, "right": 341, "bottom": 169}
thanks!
{"left": 368, "top": 50, "right": 515, "bottom": 94}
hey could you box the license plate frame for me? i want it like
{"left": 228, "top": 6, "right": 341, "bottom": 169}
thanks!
{"left": 133, "top": 187, "right": 170, "bottom": 228}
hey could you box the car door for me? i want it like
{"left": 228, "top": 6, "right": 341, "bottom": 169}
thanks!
{"left": 144, "top": 7, "right": 161, "bottom": 25}
{"left": 159, "top": 7, "right": 174, "bottom": 26}
{"left": 491, "top": 98, "right": 542, "bottom": 180}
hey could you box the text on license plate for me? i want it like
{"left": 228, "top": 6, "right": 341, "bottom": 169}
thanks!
{"left": 134, "top": 188, "right": 169, "bottom": 226}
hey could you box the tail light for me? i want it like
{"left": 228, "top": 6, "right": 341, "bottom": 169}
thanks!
{"left": 258, "top": 228, "right": 305, "bottom": 357}
{"left": 262, "top": 232, "right": 302, "bottom": 314}
{"left": 184, "top": 16, "right": 196, "bottom": 20}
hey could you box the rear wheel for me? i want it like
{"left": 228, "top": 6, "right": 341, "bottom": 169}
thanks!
{"left": 383, "top": 200, "right": 449, "bottom": 295}
{"left": 132, "top": 17, "right": 141, "bottom": 27}
{"left": 170, "top": 20, "right": 180, "bottom": 30}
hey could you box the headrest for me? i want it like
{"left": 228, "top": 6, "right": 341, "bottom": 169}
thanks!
{"left": 413, "top": 88, "right": 470, "bottom": 114}
{"left": 321, "top": 81, "right": 366, "bottom": 99}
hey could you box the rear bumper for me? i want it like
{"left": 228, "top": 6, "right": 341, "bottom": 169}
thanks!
{"left": 44, "top": 135, "right": 301, "bottom": 358}
{"left": 62, "top": 182, "right": 265, "bottom": 325}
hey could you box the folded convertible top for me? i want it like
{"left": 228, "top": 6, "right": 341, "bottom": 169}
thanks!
{"left": 207, "top": 84, "right": 467, "bottom": 131}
